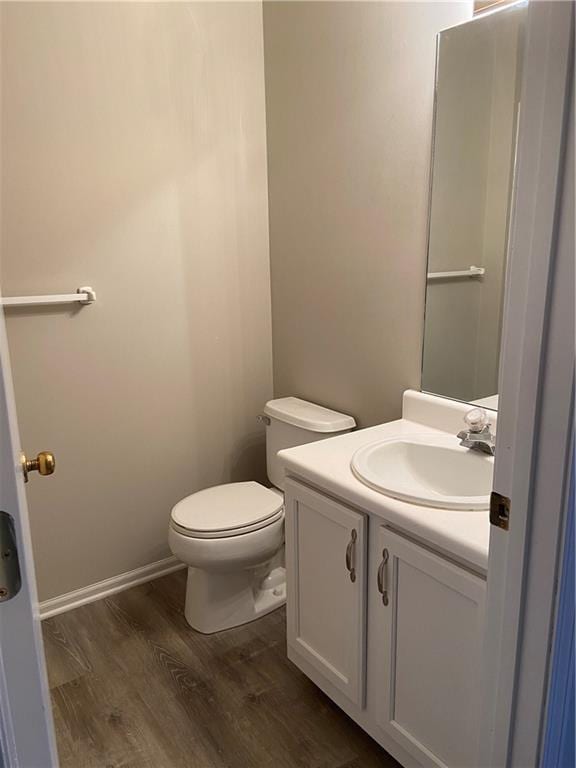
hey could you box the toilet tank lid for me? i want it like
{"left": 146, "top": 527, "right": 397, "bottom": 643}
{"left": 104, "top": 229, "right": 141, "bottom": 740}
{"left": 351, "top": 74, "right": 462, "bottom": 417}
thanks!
{"left": 264, "top": 397, "right": 356, "bottom": 433}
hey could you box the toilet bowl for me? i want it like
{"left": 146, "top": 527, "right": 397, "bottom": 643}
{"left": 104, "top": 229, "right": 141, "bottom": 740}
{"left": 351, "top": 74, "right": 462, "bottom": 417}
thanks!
{"left": 169, "top": 397, "right": 356, "bottom": 634}
{"left": 169, "top": 482, "right": 286, "bottom": 634}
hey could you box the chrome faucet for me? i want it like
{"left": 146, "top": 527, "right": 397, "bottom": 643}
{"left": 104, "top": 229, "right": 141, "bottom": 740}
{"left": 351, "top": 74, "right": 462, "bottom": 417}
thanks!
{"left": 457, "top": 408, "right": 496, "bottom": 456}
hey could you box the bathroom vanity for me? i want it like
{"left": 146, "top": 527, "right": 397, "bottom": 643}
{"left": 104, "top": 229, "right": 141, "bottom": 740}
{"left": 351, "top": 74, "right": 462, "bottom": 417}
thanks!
{"left": 279, "top": 391, "right": 494, "bottom": 768}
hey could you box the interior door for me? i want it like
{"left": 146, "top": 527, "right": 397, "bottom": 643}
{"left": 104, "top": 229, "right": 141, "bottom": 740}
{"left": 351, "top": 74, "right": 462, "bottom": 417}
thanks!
{"left": 0, "top": 292, "right": 58, "bottom": 767}
{"left": 375, "top": 527, "right": 485, "bottom": 768}
{"left": 285, "top": 479, "right": 367, "bottom": 706}
{"left": 479, "top": 5, "right": 574, "bottom": 766}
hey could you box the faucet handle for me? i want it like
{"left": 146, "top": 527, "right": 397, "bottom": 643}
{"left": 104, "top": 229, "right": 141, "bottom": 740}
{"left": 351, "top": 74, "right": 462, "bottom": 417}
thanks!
{"left": 464, "top": 407, "right": 490, "bottom": 433}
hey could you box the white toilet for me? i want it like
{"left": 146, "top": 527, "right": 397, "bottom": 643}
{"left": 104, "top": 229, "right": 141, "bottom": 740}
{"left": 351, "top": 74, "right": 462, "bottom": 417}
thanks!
{"left": 168, "top": 397, "right": 356, "bottom": 634}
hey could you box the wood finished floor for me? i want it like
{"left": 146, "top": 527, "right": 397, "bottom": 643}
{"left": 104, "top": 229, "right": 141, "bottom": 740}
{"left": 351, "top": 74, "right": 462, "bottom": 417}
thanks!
{"left": 42, "top": 570, "right": 399, "bottom": 768}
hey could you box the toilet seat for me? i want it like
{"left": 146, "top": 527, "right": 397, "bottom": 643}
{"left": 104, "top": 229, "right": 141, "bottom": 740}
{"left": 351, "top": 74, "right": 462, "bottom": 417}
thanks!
{"left": 170, "top": 481, "right": 284, "bottom": 539}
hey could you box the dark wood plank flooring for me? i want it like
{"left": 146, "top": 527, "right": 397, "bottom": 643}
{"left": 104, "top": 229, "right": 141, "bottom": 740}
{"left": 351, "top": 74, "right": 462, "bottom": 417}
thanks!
{"left": 42, "top": 570, "right": 399, "bottom": 768}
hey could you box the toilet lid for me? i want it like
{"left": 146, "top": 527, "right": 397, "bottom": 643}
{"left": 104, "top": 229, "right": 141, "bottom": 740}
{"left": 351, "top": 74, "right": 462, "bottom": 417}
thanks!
{"left": 170, "top": 482, "right": 284, "bottom": 537}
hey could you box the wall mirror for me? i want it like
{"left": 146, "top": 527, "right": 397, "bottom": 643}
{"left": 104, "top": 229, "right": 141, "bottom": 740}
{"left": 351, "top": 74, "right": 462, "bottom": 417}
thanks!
{"left": 421, "top": 2, "right": 527, "bottom": 410}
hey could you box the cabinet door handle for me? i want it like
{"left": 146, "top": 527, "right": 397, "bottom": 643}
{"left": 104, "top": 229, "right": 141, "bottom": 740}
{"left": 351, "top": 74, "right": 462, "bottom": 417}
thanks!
{"left": 345, "top": 529, "right": 357, "bottom": 583}
{"left": 377, "top": 548, "right": 389, "bottom": 606}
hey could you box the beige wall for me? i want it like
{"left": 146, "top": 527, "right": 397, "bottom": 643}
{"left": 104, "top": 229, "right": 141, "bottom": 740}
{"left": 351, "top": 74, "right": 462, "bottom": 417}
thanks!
{"left": 0, "top": 2, "right": 272, "bottom": 601}
{"left": 263, "top": 1, "right": 470, "bottom": 427}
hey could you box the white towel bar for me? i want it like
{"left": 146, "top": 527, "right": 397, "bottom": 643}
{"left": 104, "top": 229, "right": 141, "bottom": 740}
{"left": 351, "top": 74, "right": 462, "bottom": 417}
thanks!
{"left": 2, "top": 286, "right": 96, "bottom": 308}
{"left": 427, "top": 266, "right": 485, "bottom": 281}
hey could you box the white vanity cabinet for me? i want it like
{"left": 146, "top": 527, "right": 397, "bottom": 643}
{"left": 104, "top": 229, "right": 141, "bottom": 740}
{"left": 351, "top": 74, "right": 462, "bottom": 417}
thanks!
{"left": 373, "top": 527, "right": 485, "bottom": 768}
{"left": 284, "top": 479, "right": 367, "bottom": 706}
{"left": 285, "top": 477, "right": 486, "bottom": 768}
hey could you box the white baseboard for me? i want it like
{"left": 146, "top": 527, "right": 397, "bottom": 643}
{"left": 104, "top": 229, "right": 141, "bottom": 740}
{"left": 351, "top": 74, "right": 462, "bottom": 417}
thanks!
{"left": 39, "top": 556, "right": 186, "bottom": 620}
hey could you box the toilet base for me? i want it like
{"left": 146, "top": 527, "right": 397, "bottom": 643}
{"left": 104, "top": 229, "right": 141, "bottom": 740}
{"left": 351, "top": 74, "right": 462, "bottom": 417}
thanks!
{"left": 184, "top": 558, "right": 286, "bottom": 634}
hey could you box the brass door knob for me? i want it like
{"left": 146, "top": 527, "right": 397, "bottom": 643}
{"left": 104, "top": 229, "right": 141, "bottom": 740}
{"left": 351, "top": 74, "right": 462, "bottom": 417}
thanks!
{"left": 21, "top": 451, "right": 55, "bottom": 483}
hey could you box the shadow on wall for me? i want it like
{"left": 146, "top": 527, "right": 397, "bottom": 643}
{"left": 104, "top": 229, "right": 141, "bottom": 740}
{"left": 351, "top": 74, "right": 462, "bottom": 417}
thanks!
{"left": 230, "top": 432, "right": 267, "bottom": 486}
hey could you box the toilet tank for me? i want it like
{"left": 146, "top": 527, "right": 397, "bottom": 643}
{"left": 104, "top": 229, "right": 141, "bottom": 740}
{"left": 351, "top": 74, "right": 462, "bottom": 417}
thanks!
{"left": 263, "top": 397, "right": 356, "bottom": 491}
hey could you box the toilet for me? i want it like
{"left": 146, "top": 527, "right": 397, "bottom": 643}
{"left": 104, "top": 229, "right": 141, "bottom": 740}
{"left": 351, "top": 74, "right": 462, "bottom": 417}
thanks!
{"left": 168, "top": 397, "right": 356, "bottom": 634}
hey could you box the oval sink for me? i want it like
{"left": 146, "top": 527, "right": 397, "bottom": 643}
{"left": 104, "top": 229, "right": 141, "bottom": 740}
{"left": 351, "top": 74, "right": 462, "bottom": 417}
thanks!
{"left": 351, "top": 434, "right": 494, "bottom": 510}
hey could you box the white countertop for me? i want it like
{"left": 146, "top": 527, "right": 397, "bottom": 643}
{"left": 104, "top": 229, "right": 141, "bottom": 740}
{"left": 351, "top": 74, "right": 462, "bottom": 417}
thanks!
{"left": 278, "top": 393, "right": 491, "bottom": 573}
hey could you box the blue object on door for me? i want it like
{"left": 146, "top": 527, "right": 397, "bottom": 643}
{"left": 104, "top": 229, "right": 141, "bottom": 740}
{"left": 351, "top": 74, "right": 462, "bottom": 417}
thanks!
{"left": 540, "top": 451, "right": 575, "bottom": 768}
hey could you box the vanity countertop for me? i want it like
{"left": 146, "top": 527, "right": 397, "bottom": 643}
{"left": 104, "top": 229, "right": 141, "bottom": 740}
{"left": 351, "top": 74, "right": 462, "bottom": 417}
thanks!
{"left": 278, "top": 393, "right": 492, "bottom": 573}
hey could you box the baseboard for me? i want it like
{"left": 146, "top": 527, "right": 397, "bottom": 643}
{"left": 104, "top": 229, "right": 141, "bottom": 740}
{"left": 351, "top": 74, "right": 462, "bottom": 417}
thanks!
{"left": 39, "top": 556, "right": 186, "bottom": 620}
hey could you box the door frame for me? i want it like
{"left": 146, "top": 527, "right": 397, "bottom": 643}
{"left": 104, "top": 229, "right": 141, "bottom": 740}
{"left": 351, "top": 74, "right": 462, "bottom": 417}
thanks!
{"left": 479, "top": 2, "right": 574, "bottom": 766}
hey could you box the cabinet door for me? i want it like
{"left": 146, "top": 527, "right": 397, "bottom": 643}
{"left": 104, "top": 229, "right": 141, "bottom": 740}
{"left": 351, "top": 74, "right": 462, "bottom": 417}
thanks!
{"left": 374, "top": 527, "right": 485, "bottom": 768}
{"left": 285, "top": 479, "right": 366, "bottom": 706}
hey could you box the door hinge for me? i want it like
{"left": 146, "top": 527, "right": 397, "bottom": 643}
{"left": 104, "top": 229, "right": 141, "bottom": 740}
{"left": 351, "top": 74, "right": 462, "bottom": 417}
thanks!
{"left": 0, "top": 512, "right": 21, "bottom": 601}
{"left": 490, "top": 491, "right": 511, "bottom": 531}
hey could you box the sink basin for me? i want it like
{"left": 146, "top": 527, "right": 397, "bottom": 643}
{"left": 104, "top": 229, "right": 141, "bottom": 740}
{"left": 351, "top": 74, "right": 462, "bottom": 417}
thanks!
{"left": 351, "top": 434, "right": 494, "bottom": 510}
